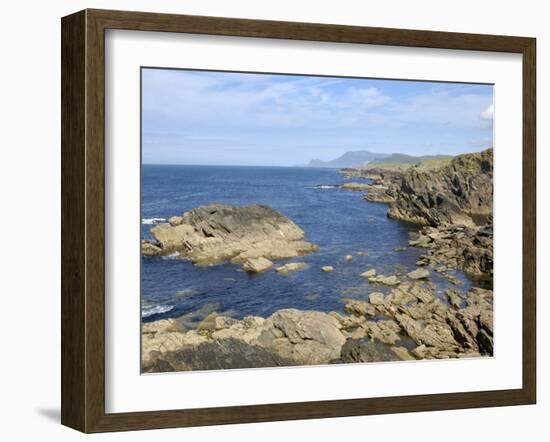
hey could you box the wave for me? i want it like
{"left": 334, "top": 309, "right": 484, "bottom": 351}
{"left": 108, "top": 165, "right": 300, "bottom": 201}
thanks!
{"left": 142, "top": 304, "right": 174, "bottom": 318}
{"left": 306, "top": 185, "right": 338, "bottom": 189}
{"left": 142, "top": 217, "right": 166, "bottom": 225}
{"left": 161, "top": 252, "right": 181, "bottom": 260}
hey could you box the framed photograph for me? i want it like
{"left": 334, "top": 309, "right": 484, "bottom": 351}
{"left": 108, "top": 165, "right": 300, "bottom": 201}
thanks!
{"left": 61, "top": 9, "right": 536, "bottom": 433}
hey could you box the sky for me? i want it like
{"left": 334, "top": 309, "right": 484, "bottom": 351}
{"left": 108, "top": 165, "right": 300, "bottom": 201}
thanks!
{"left": 142, "top": 68, "right": 494, "bottom": 166}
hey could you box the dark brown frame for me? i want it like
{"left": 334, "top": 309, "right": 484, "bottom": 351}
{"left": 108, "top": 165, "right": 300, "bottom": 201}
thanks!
{"left": 61, "top": 8, "right": 536, "bottom": 433}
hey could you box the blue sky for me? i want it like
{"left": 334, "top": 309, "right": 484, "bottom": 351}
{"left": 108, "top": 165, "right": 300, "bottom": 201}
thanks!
{"left": 142, "top": 68, "right": 494, "bottom": 166}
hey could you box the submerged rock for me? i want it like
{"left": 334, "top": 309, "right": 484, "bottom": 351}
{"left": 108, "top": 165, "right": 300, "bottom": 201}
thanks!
{"left": 407, "top": 268, "right": 430, "bottom": 280}
{"left": 368, "top": 274, "right": 400, "bottom": 286}
{"left": 339, "top": 182, "right": 372, "bottom": 191}
{"left": 243, "top": 257, "right": 273, "bottom": 273}
{"left": 276, "top": 262, "right": 307, "bottom": 274}
{"left": 142, "top": 204, "right": 318, "bottom": 269}
{"left": 360, "top": 269, "right": 376, "bottom": 278}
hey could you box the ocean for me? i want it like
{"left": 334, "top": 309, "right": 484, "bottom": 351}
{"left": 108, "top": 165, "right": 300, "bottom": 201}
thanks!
{"left": 141, "top": 165, "right": 470, "bottom": 323}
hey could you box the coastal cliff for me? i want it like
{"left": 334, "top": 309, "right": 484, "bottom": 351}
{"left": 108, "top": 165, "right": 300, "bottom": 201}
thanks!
{"left": 385, "top": 148, "right": 493, "bottom": 227}
{"left": 352, "top": 149, "right": 494, "bottom": 283}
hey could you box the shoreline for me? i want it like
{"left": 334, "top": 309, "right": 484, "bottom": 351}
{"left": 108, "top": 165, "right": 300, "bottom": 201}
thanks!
{"left": 142, "top": 150, "right": 493, "bottom": 372}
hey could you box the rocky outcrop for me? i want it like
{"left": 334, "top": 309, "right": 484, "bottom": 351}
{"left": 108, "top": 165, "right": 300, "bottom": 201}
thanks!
{"left": 385, "top": 149, "right": 493, "bottom": 227}
{"left": 143, "top": 308, "right": 348, "bottom": 371}
{"left": 337, "top": 338, "right": 402, "bottom": 363}
{"left": 143, "top": 279, "right": 493, "bottom": 372}
{"left": 411, "top": 223, "right": 493, "bottom": 282}
{"left": 143, "top": 338, "right": 295, "bottom": 372}
{"left": 141, "top": 204, "right": 318, "bottom": 269}
{"left": 339, "top": 182, "right": 372, "bottom": 191}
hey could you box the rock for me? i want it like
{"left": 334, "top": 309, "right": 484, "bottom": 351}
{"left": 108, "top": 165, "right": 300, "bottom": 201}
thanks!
{"left": 276, "top": 262, "right": 307, "bottom": 274}
{"left": 197, "top": 312, "right": 219, "bottom": 331}
{"left": 322, "top": 266, "right": 334, "bottom": 273}
{"left": 345, "top": 254, "right": 353, "bottom": 261}
{"left": 479, "top": 309, "right": 494, "bottom": 334}
{"left": 368, "top": 274, "right": 400, "bottom": 285}
{"left": 269, "top": 309, "right": 347, "bottom": 364}
{"left": 395, "top": 313, "right": 458, "bottom": 350}
{"left": 409, "top": 283, "right": 434, "bottom": 304}
{"left": 361, "top": 269, "right": 377, "bottom": 278}
{"left": 476, "top": 329, "right": 494, "bottom": 355}
{"left": 411, "top": 225, "right": 493, "bottom": 281}
{"left": 141, "top": 320, "right": 208, "bottom": 364}
{"left": 391, "top": 346, "right": 415, "bottom": 360}
{"left": 407, "top": 268, "right": 430, "bottom": 280}
{"left": 363, "top": 320, "right": 401, "bottom": 345}
{"left": 412, "top": 344, "right": 427, "bottom": 359}
{"left": 143, "top": 338, "right": 295, "bottom": 372}
{"left": 445, "top": 289, "right": 464, "bottom": 309}
{"left": 385, "top": 149, "right": 493, "bottom": 227}
{"left": 243, "top": 257, "right": 273, "bottom": 273}
{"left": 141, "top": 241, "right": 162, "bottom": 256}
{"left": 446, "top": 274, "right": 463, "bottom": 285}
{"left": 148, "top": 204, "right": 318, "bottom": 266}
{"left": 368, "top": 292, "right": 385, "bottom": 305}
{"left": 364, "top": 192, "right": 395, "bottom": 203}
{"left": 344, "top": 300, "right": 376, "bottom": 318}
{"left": 168, "top": 215, "right": 183, "bottom": 226}
{"left": 339, "top": 182, "right": 372, "bottom": 191}
{"left": 270, "top": 309, "right": 345, "bottom": 347}
{"left": 446, "top": 312, "right": 478, "bottom": 351}
{"left": 339, "top": 338, "right": 401, "bottom": 363}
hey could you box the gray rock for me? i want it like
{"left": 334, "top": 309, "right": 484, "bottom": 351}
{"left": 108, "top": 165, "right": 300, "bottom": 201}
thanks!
{"left": 141, "top": 241, "right": 162, "bottom": 256}
{"left": 270, "top": 309, "right": 345, "bottom": 349}
{"left": 149, "top": 204, "right": 318, "bottom": 266}
{"left": 143, "top": 338, "right": 295, "bottom": 372}
{"left": 407, "top": 268, "right": 430, "bottom": 280}
{"left": 368, "top": 292, "right": 385, "bottom": 305}
{"left": 276, "top": 262, "right": 307, "bottom": 274}
{"left": 339, "top": 338, "right": 401, "bottom": 363}
{"left": 476, "top": 329, "right": 494, "bottom": 355}
{"left": 344, "top": 300, "right": 376, "bottom": 318}
{"left": 243, "top": 257, "right": 273, "bottom": 273}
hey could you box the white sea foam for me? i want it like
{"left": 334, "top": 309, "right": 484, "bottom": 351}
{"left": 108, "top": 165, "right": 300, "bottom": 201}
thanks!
{"left": 142, "top": 217, "right": 166, "bottom": 225}
{"left": 162, "top": 252, "right": 180, "bottom": 260}
{"left": 305, "top": 185, "right": 337, "bottom": 189}
{"left": 142, "top": 304, "right": 174, "bottom": 318}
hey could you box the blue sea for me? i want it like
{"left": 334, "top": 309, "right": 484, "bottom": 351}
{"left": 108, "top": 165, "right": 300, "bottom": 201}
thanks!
{"left": 141, "top": 165, "right": 470, "bottom": 323}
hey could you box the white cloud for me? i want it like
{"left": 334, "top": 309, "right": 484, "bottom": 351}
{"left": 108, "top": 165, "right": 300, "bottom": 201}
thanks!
{"left": 480, "top": 103, "right": 494, "bottom": 120}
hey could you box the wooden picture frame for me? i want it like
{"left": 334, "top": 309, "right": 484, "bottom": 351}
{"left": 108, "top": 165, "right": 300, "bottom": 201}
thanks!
{"left": 61, "top": 8, "right": 536, "bottom": 433}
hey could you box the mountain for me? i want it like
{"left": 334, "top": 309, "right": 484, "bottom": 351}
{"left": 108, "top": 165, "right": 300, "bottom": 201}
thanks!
{"left": 368, "top": 153, "right": 453, "bottom": 167}
{"left": 307, "top": 150, "right": 389, "bottom": 168}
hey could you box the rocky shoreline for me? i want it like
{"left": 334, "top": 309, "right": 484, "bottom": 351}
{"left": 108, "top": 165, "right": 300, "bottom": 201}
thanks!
{"left": 142, "top": 279, "right": 492, "bottom": 372}
{"left": 142, "top": 203, "right": 318, "bottom": 272}
{"left": 142, "top": 149, "right": 494, "bottom": 372}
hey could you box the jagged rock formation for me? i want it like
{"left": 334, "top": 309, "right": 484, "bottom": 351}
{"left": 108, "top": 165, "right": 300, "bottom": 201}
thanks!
{"left": 142, "top": 281, "right": 493, "bottom": 373}
{"left": 385, "top": 149, "right": 493, "bottom": 227}
{"left": 141, "top": 204, "right": 318, "bottom": 269}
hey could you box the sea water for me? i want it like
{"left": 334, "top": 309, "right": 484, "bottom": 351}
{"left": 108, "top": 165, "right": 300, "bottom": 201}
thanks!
{"left": 141, "top": 165, "right": 470, "bottom": 323}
